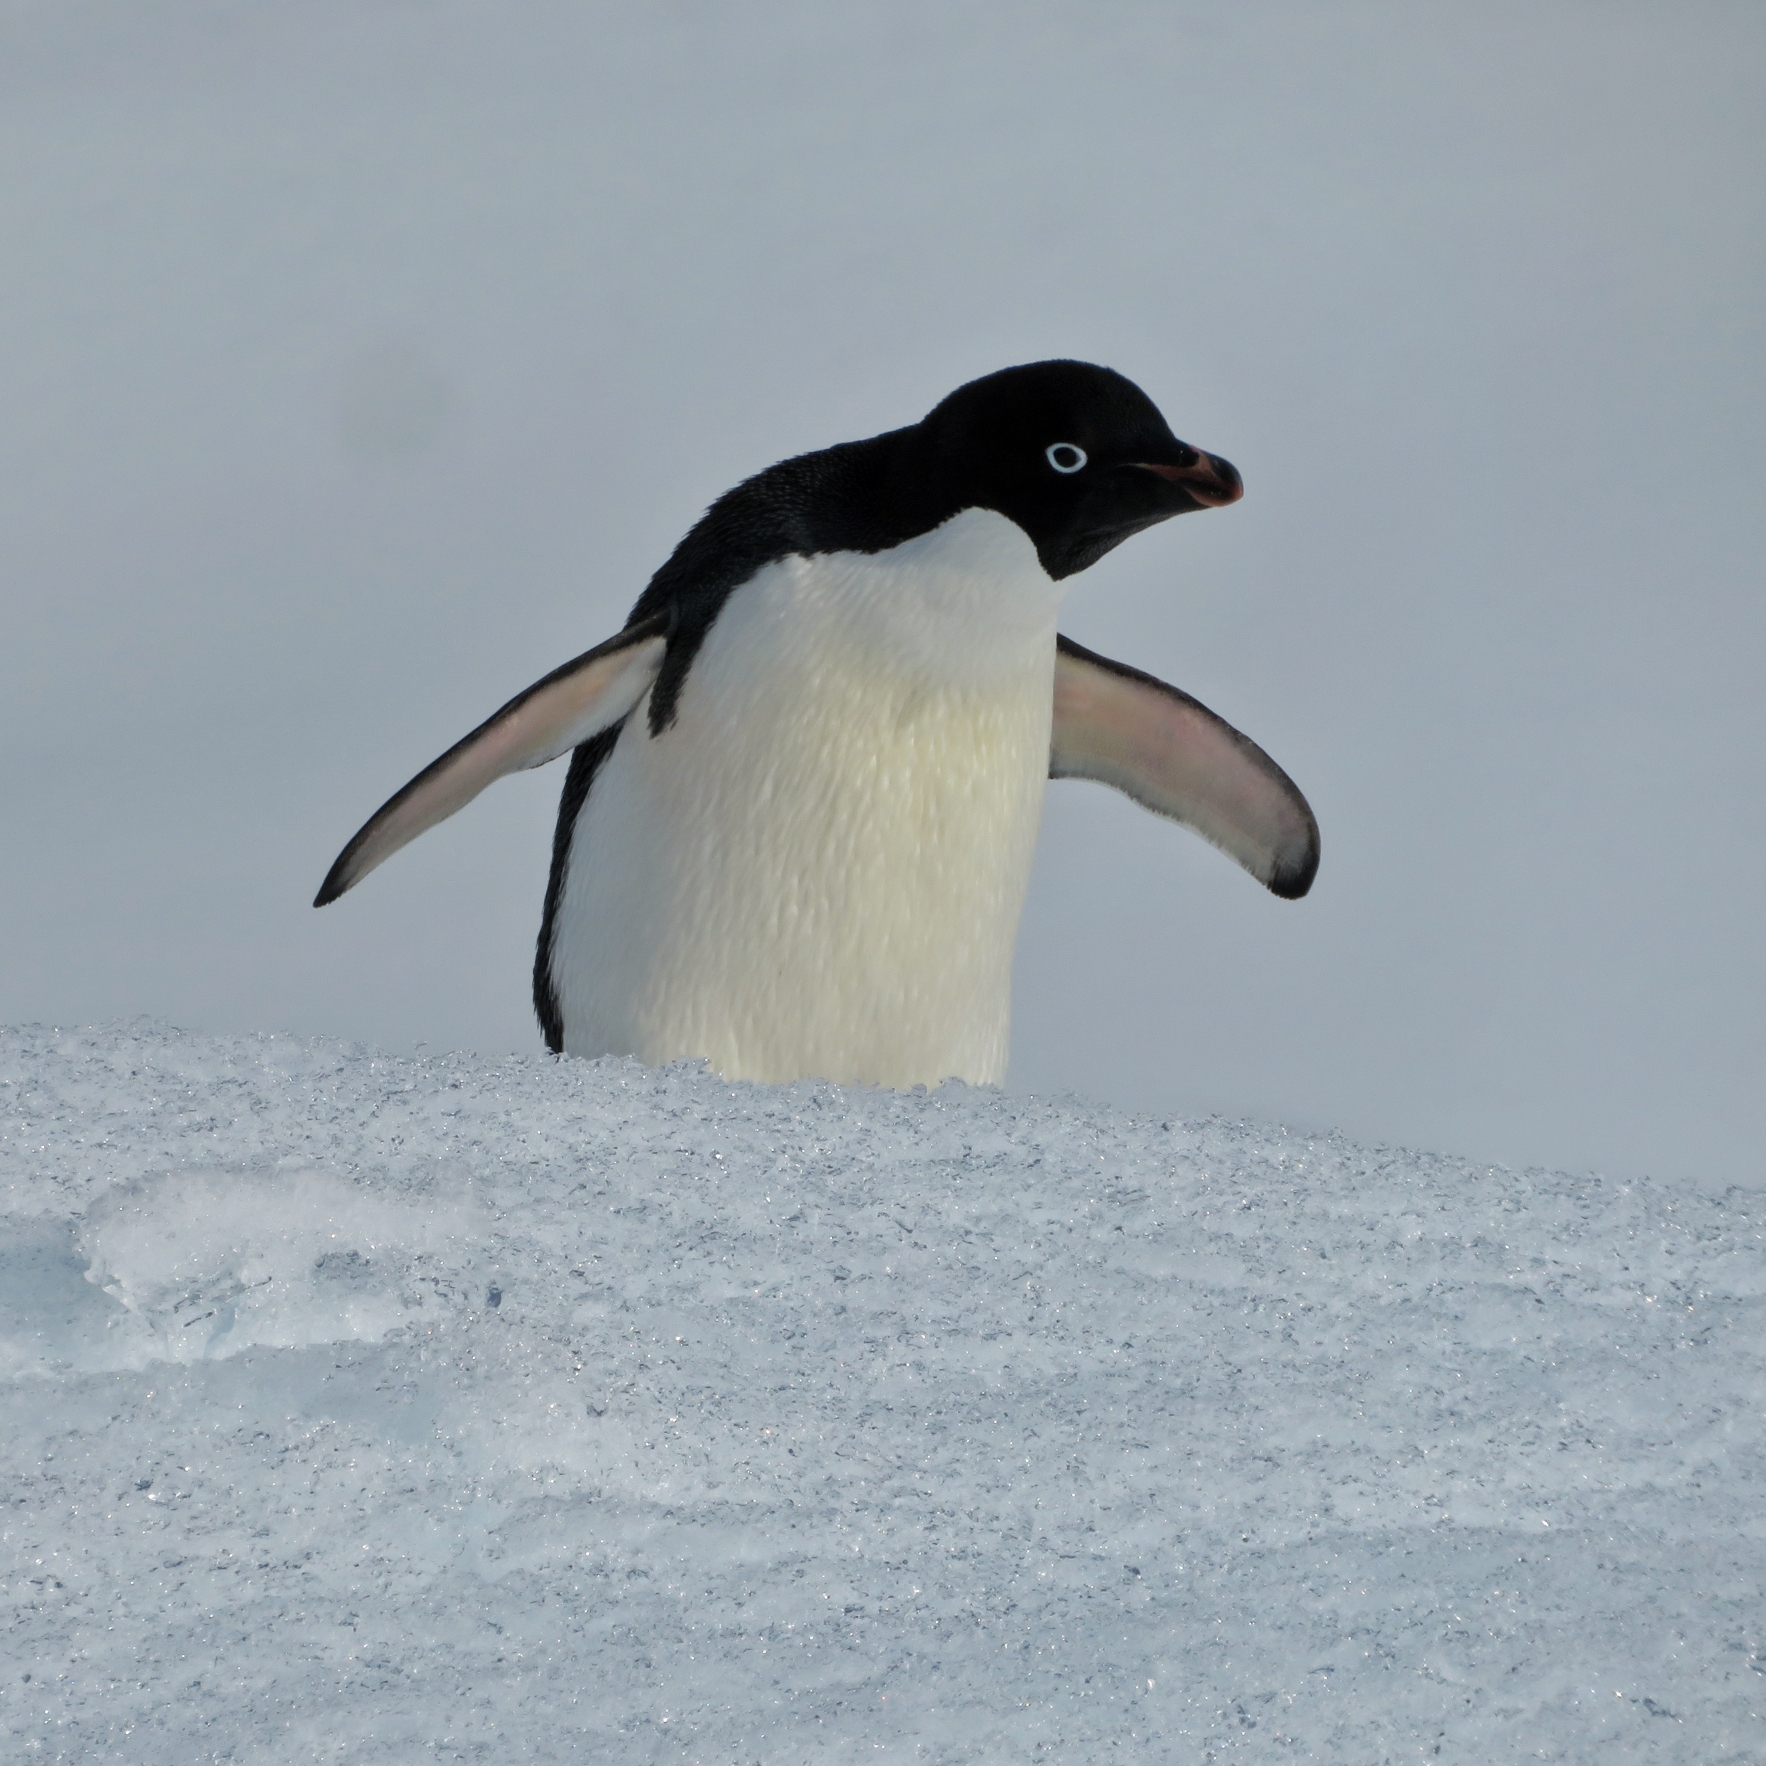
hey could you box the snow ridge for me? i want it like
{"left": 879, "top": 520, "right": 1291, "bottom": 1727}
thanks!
{"left": 1, "top": 1023, "right": 1760, "bottom": 1762}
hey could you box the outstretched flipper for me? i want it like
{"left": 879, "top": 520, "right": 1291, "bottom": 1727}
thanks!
{"left": 314, "top": 616, "right": 669, "bottom": 906}
{"left": 1051, "top": 634, "right": 1320, "bottom": 899}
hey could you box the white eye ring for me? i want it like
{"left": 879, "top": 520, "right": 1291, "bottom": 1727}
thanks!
{"left": 1046, "top": 442, "right": 1087, "bottom": 474}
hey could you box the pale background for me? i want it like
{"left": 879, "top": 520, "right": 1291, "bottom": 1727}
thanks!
{"left": 3, "top": 1, "right": 1760, "bottom": 1184}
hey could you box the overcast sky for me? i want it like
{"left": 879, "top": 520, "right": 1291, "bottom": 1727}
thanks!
{"left": 3, "top": 1, "right": 1761, "bottom": 1184}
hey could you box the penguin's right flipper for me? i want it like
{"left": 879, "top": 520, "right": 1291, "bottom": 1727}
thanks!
{"left": 314, "top": 617, "right": 669, "bottom": 906}
{"left": 1051, "top": 634, "right": 1320, "bottom": 899}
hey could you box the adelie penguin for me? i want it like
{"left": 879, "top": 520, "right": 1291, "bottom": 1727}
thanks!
{"left": 316, "top": 360, "right": 1319, "bottom": 1087}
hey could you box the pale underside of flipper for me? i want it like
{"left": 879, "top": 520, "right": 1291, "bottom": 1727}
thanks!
{"left": 1050, "top": 633, "right": 1320, "bottom": 899}
{"left": 314, "top": 617, "right": 669, "bottom": 907}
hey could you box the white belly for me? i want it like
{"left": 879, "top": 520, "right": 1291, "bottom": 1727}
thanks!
{"left": 549, "top": 508, "right": 1064, "bottom": 1086}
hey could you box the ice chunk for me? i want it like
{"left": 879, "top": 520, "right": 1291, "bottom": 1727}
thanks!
{"left": 75, "top": 1166, "right": 477, "bottom": 1365}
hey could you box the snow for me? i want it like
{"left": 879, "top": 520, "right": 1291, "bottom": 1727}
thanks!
{"left": 2, "top": 1024, "right": 1761, "bottom": 1762}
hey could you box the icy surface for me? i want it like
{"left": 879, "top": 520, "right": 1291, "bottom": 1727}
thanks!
{"left": 1, "top": 1025, "right": 1761, "bottom": 1762}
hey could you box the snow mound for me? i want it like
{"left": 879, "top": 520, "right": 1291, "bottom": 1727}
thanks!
{"left": 1, "top": 1022, "right": 1760, "bottom": 1762}
{"left": 73, "top": 1167, "right": 476, "bottom": 1367}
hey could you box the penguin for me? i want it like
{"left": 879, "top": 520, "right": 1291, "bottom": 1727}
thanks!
{"left": 315, "top": 360, "right": 1318, "bottom": 1087}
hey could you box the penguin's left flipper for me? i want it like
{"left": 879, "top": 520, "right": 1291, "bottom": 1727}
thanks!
{"left": 1051, "top": 634, "right": 1320, "bottom": 899}
{"left": 314, "top": 616, "right": 669, "bottom": 907}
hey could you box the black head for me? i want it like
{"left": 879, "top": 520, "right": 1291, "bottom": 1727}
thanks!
{"left": 911, "top": 359, "right": 1242, "bottom": 579}
{"left": 617, "top": 359, "right": 1242, "bottom": 743}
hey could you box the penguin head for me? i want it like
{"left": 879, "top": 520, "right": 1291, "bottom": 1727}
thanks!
{"left": 915, "top": 360, "right": 1242, "bottom": 580}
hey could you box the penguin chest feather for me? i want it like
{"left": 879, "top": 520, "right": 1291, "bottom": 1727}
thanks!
{"left": 550, "top": 509, "right": 1063, "bottom": 1085}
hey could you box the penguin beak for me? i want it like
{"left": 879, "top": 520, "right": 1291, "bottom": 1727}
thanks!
{"left": 1134, "top": 452, "right": 1243, "bottom": 508}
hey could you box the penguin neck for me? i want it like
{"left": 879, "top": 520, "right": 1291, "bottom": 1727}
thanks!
{"left": 772, "top": 506, "right": 1065, "bottom": 689}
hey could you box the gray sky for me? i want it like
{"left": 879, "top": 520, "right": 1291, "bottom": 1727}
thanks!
{"left": 3, "top": 1, "right": 1761, "bottom": 1184}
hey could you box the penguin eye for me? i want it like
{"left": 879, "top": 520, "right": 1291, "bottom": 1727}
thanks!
{"left": 1045, "top": 443, "right": 1087, "bottom": 475}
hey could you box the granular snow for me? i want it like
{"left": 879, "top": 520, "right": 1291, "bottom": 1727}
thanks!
{"left": 2, "top": 1023, "right": 1760, "bottom": 1761}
